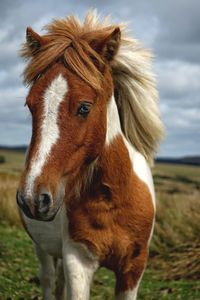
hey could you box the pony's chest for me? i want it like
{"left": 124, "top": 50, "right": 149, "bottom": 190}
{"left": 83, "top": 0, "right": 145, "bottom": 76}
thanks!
{"left": 22, "top": 210, "right": 62, "bottom": 258}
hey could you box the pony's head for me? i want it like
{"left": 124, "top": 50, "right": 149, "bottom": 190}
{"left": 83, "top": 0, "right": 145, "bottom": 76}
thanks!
{"left": 17, "top": 11, "right": 164, "bottom": 221}
{"left": 17, "top": 13, "right": 121, "bottom": 221}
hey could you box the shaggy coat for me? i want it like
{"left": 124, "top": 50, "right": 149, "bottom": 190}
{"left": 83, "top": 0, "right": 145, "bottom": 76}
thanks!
{"left": 17, "top": 11, "right": 164, "bottom": 300}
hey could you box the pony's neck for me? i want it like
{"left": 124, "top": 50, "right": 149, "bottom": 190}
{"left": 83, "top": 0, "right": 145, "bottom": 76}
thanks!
{"left": 66, "top": 95, "right": 132, "bottom": 203}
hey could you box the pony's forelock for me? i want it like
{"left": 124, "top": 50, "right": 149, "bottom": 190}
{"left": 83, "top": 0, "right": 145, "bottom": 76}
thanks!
{"left": 20, "top": 11, "right": 117, "bottom": 91}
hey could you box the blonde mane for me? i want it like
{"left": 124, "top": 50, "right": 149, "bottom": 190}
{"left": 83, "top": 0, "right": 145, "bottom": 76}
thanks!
{"left": 21, "top": 10, "right": 164, "bottom": 163}
{"left": 112, "top": 36, "right": 165, "bottom": 164}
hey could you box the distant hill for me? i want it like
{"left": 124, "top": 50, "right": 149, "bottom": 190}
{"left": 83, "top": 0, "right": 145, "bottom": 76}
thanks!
{"left": 155, "top": 156, "right": 200, "bottom": 166}
{"left": 0, "top": 145, "right": 27, "bottom": 153}
{"left": 0, "top": 145, "right": 199, "bottom": 166}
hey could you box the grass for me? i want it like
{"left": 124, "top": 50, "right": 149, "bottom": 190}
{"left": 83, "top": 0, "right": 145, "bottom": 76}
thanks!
{"left": 0, "top": 150, "right": 200, "bottom": 299}
{"left": 0, "top": 149, "right": 25, "bottom": 176}
{"left": 0, "top": 150, "right": 24, "bottom": 226}
{"left": 0, "top": 172, "right": 21, "bottom": 226}
{"left": 1, "top": 223, "right": 200, "bottom": 300}
{"left": 0, "top": 223, "right": 40, "bottom": 299}
{"left": 152, "top": 164, "right": 200, "bottom": 249}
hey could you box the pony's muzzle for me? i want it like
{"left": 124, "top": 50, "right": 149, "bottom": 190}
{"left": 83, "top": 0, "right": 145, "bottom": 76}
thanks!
{"left": 16, "top": 189, "right": 53, "bottom": 220}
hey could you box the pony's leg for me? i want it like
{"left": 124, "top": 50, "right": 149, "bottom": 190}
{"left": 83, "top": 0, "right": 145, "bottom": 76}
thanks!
{"left": 55, "top": 258, "right": 66, "bottom": 300}
{"left": 35, "top": 244, "right": 56, "bottom": 300}
{"left": 115, "top": 284, "right": 140, "bottom": 300}
{"left": 115, "top": 249, "right": 147, "bottom": 300}
{"left": 62, "top": 241, "right": 98, "bottom": 300}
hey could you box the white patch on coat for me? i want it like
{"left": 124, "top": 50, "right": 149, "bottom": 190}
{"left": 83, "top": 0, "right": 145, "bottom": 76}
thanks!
{"left": 106, "top": 95, "right": 122, "bottom": 144}
{"left": 122, "top": 138, "right": 156, "bottom": 243}
{"left": 123, "top": 138, "right": 156, "bottom": 209}
{"left": 25, "top": 74, "right": 68, "bottom": 196}
{"left": 35, "top": 244, "right": 56, "bottom": 300}
{"left": 61, "top": 209, "right": 98, "bottom": 299}
{"left": 22, "top": 201, "right": 63, "bottom": 258}
{"left": 106, "top": 95, "right": 155, "bottom": 208}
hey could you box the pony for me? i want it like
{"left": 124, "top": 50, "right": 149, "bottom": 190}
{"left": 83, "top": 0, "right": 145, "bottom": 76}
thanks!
{"left": 16, "top": 11, "right": 164, "bottom": 300}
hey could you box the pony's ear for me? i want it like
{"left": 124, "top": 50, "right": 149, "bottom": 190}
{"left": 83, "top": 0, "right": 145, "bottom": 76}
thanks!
{"left": 26, "top": 27, "right": 44, "bottom": 55}
{"left": 93, "top": 27, "right": 121, "bottom": 62}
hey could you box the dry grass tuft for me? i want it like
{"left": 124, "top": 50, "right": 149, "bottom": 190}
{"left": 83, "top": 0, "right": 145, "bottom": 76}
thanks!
{"left": 164, "top": 240, "right": 200, "bottom": 280}
{"left": 151, "top": 191, "right": 200, "bottom": 255}
{"left": 150, "top": 163, "right": 200, "bottom": 280}
{"left": 0, "top": 172, "right": 21, "bottom": 227}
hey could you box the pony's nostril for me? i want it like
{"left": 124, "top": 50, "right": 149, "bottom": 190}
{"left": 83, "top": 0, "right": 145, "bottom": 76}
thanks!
{"left": 38, "top": 193, "right": 52, "bottom": 214}
{"left": 16, "top": 190, "right": 35, "bottom": 218}
{"left": 16, "top": 190, "right": 24, "bottom": 206}
{"left": 41, "top": 193, "right": 51, "bottom": 205}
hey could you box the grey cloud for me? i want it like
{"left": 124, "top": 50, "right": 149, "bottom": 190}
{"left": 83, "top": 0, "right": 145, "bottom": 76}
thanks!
{"left": 0, "top": 0, "right": 199, "bottom": 157}
{"left": 155, "top": 61, "right": 200, "bottom": 100}
{"left": 0, "top": 122, "right": 31, "bottom": 145}
{"left": 160, "top": 133, "right": 200, "bottom": 157}
{"left": 152, "top": 0, "right": 200, "bottom": 63}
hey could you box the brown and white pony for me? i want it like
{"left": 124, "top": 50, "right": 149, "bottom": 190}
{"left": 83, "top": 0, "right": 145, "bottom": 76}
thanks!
{"left": 17, "top": 11, "right": 164, "bottom": 300}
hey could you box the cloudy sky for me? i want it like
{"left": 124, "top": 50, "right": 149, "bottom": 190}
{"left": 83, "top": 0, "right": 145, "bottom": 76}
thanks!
{"left": 0, "top": 0, "right": 199, "bottom": 157}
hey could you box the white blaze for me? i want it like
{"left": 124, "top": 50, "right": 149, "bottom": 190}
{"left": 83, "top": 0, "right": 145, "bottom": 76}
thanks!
{"left": 25, "top": 74, "right": 68, "bottom": 196}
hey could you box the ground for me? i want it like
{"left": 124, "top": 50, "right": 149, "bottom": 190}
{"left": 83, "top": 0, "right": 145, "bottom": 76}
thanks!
{"left": 0, "top": 149, "right": 199, "bottom": 299}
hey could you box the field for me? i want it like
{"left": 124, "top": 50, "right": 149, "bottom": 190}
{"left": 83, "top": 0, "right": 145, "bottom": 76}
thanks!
{"left": 0, "top": 149, "right": 200, "bottom": 299}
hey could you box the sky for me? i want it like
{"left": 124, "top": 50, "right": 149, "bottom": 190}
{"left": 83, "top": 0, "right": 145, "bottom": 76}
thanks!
{"left": 0, "top": 0, "right": 199, "bottom": 157}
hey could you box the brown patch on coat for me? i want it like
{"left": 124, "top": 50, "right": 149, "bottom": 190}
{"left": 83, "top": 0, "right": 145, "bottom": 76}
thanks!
{"left": 66, "top": 135, "right": 154, "bottom": 293}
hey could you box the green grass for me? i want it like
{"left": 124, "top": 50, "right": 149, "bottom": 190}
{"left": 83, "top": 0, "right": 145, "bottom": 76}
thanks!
{"left": 0, "top": 150, "right": 200, "bottom": 299}
{"left": 0, "top": 223, "right": 40, "bottom": 299}
{"left": 0, "top": 223, "right": 200, "bottom": 300}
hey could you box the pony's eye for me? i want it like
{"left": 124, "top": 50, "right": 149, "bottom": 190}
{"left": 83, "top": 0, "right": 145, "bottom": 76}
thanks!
{"left": 77, "top": 103, "right": 91, "bottom": 117}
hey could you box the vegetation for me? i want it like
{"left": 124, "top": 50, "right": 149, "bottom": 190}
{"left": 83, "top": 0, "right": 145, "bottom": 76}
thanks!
{"left": 0, "top": 155, "right": 6, "bottom": 164}
{"left": 0, "top": 149, "right": 200, "bottom": 299}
